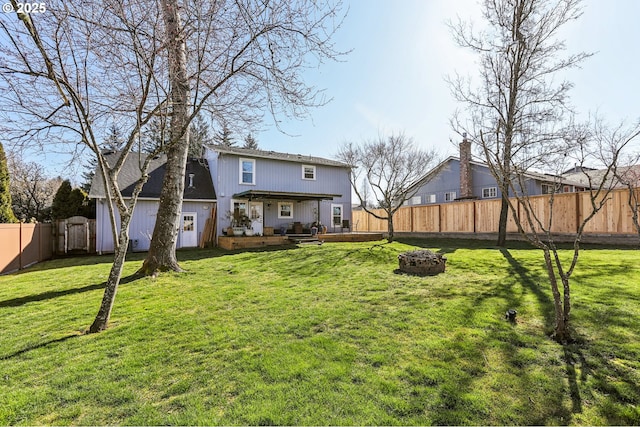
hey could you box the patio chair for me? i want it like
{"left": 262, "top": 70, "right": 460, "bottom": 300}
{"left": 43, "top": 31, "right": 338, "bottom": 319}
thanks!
{"left": 341, "top": 219, "right": 350, "bottom": 232}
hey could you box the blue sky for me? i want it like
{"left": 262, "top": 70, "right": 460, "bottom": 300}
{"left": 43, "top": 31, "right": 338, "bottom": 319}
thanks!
{"left": 257, "top": 0, "right": 640, "bottom": 162}
{"left": 22, "top": 0, "right": 640, "bottom": 179}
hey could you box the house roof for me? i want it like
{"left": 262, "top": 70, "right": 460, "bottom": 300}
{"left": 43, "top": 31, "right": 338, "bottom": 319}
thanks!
{"left": 232, "top": 189, "right": 341, "bottom": 201}
{"left": 563, "top": 165, "right": 640, "bottom": 189}
{"left": 88, "top": 152, "right": 216, "bottom": 200}
{"left": 207, "top": 144, "right": 350, "bottom": 168}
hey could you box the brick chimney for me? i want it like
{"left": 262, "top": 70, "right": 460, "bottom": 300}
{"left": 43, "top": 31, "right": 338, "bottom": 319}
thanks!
{"left": 459, "top": 134, "right": 473, "bottom": 199}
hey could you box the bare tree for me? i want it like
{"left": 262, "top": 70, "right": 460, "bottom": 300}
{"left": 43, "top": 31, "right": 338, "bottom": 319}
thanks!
{"left": 1, "top": 1, "right": 173, "bottom": 332}
{"left": 608, "top": 122, "right": 640, "bottom": 242}
{"left": 337, "top": 133, "right": 439, "bottom": 242}
{"left": 140, "top": 0, "right": 347, "bottom": 275}
{"left": 484, "top": 118, "right": 639, "bottom": 342}
{"left": 449, "top": 0, "right": 591, "bottom": 246}
{"left": 7, "top": 151, "right": 61, "bottom": 222}
{"left": 1, "top": 0, "right": 345, "bottom": 327}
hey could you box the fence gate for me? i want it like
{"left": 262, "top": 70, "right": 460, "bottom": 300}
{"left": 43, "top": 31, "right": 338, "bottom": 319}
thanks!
{"left": 56, "top": 216, "right": 91, "bottom": 254}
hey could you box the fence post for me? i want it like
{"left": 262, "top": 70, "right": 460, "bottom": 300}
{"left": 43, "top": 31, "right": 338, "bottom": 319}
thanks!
{"left": 473, "top": 201, "right": 477, "bottom": 233}
{"left": 410, "top": 206, "right": 414, "bottom": 232}
{"left": 19, "top": 222, "right": 23, "bottom": 270}
{"left": 575, "top": 192, "right": 580, "bottom": 233}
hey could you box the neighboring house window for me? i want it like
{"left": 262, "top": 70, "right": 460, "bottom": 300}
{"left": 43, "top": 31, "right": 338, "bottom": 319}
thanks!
{"left": 427, "top": 194, "right": 436, "bottom": 204}
{"left": 278, "top": 202, "right": 293, "bottom": 219}
{"left": 445, "top": 191, "right": 456, "bottom": 202}
{"left": 411, "top": 195, "right": 421, "bottom": 205}
{"left": 302, "top": 165, "right": 316, "bottom": 180}
{"left": 239, "top": 158, "right": 256, "bottom": 185}
{"left": 542, "top": 183, "right": 560, "bottom": 194}
{"left": 331, "top": 204, "right": 343, "bottom": 226}
{"left": 482, "top": 187, "right": 497, "bottom": 198}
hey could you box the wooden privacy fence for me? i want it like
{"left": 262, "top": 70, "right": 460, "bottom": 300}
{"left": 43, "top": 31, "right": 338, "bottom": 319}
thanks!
{"left": 1, "top": 217, "right": 97, "bottom": 275}
{"left": 352, "top": 188, "right": 640, "bottom": 236}
{"left": 0, "top": 223, "right": 53, "bottom": 275}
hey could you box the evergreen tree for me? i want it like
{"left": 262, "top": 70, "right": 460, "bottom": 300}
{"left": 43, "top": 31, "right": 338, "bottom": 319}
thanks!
{"left": 213, "top": 122, "right": 235, "bottom": 147}
{"left": 103, "top": 123, "right": 125, "bottom": 151}
{"left": 189, "top": 113, "right": 210, "bottom": 157}
{"left": 51, "top": 180, "right": 88, "bottom": 219}
{"left": 243, "top": 133, "right": 259, "bottom": 150}
{"left": 142, "top": 116, "right": 169, "bottom": 154}
{"left": 0, "top": 142, "right": 18, "bottom": 223}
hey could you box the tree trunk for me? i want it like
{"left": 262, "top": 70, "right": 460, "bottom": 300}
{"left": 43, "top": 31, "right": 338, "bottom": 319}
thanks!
{"left": 139, "top": 145, "right": 188, "bottom": 275}
{"left": 89, "top": 219, "right": 131, "bottom": 333}
{"left": 497, "top": 192, "right": 509, "bottom": 247}
{"left": 387, "top": 213, "right": 395, "bottom": 242}
{"left": 543, "top": 249, "right": 568, "bottom": 341}
{"left": 562, "top": 275, "right": 571, "bottom": 329}
{"left": 139, "top": 0, "right": 190, "bottom": 276}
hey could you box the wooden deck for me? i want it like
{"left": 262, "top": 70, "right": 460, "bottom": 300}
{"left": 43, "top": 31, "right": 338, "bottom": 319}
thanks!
{"left": 217, "top": 232, "right": 384, "bottom": 250}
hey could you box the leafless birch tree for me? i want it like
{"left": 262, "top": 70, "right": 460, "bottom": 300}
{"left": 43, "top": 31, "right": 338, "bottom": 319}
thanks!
{"left": 140, "top": 0, "right": 346, "bottom": 275}
{"left": 449, "top": 0, "right": 591, "bottom": 246}
{"left": 337, "top": 133, "right": 439, "bottom": 242}
{"left": 1, "top": 1, "right": 172, "bottom": 332}
{"left": 0, "top": 0, "right": 345, "bottom": 330}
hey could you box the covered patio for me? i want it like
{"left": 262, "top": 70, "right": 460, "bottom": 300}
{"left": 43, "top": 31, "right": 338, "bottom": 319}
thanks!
{"left": 228, "top": 189, "right": 347, "bottom": 236}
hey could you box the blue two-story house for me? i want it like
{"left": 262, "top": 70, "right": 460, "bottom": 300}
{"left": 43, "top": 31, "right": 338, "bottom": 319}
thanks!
{"left": 90, "top": 145, "right": 352, "bottom": 252}
{"left": 206, "top": 145, "right": 352, "bottom": 237}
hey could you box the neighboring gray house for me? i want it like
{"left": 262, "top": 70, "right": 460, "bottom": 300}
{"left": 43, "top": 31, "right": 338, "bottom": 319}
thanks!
{"left": 89, "top": 152, "right": 216, "bottom": 254}
{"left": 205, "top": 144, "right": 352, "bottom": 236}
{"left": 405, "top": 138, "right": 586, "bottom": 206}
{"left": 90, "top": 145, "right": 352, "bottom": 252}
{"left": 563, "top": 164, "right": 640, "bottom": 189}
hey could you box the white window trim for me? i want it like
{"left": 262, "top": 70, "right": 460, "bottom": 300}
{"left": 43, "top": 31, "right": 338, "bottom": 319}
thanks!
{"left": 331, "top": 203, "right": 343, "bottom": 227}
{"left": 445, "top": 191, "right": 457, "bottom": 202}
{"left": 302, "top": 164, "right": 316, "bottom": 180}
{"left": 411, "top": 195, "right": 421, "bottom": 205}
{"left": 278, "top": 201, "right": 294, "bottom": 219}
{"left": 482, "top": 187, "right": 497, "bottom": 198}
{"left": 427, "top": 194, "right": 436, "bottom": 204}
{"left": 239, "top": 158, "right": 256, "bottom": 185}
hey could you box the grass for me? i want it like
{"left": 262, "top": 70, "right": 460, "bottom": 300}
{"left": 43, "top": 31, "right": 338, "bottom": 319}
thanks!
{"left": 0, "top": 239, "right": 638, "bottom": 425}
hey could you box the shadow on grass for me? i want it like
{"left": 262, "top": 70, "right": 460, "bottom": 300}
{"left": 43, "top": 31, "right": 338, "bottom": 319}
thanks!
{"left": 499, "top": 248, "right": 555, "bottom": 330}
{"left": 0, "top": 333, "right": 82, "bottom": 360}
{"left": 0, "top": 273, "right": 143, "bottom": 309}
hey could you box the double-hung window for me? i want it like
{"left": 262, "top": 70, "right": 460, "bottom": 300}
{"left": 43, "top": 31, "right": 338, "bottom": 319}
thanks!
{"left": 331, "top": 204, "right": 343, "bottom": 226}
{"left": 239, "top": 158, "right": 255, "bottom": 185}
{"left": 302, "top": 165, "right": 316, "bottom": 180}
{"left": 278, "top": 202, "right": 293, "bottom": 219}
{"left": 444, "top": 191, "right": 457, "bottom": 202}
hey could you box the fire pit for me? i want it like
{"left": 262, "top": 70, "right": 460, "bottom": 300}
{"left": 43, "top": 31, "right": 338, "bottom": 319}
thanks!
{"left": 397, "top": 250, "right": 447, "bottom": 276}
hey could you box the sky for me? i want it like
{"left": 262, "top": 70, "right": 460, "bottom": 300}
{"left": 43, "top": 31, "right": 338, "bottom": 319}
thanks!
{"left": 17, "top": 0, "right": 640, "bottom": 180}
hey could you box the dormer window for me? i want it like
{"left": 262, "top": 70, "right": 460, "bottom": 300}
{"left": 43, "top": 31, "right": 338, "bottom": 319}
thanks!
{"left": 302, "top": 165, "right": 316, "bottom": 180}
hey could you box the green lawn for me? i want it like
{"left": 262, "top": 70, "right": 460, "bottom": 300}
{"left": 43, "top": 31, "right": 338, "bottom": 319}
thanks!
{"left": 0, "top": 239, "right": 638, "bottom": 425}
